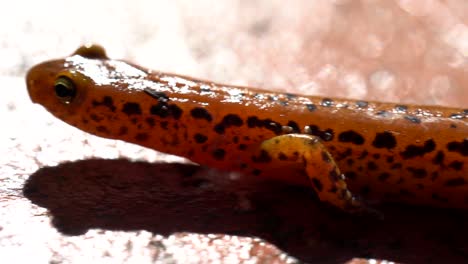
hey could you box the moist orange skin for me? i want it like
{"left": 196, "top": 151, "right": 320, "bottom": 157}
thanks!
{"left": 26, "top": 45, "right": 468, "bottom": 210}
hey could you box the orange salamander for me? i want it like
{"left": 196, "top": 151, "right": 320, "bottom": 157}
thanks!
{"left": 26, "top": 45, "right": 468, "bottom": 212}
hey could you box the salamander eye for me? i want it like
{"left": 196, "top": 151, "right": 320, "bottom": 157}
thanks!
{"left": 54, "top": 76, "right": 76, "bottom": 104}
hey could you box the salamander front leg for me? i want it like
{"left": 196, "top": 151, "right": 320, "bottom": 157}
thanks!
{"left": 257, "top": 134, "right": 366, "bottom": 213}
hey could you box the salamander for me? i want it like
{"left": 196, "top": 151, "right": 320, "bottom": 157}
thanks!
{"left": 26, "top": 44, "right": 468, "bottom": 212}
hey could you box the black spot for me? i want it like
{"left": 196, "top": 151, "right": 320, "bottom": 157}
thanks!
{"left": 405, "top": 115, "right": 421, "bottom": 124}
{"left": 190, "top": 107, "right": 213, "bottom": 122}
{"left": 367, "top": 161, "right": 378, "bottom": 171}
{"left": 449, "top": 161, "right": 463, "bottom": 171}
{"left": 287, "top": 121, "right": 300, "bottom": 133}
{"left": 386, "top": 156, "right": 394, "bottom": 163}
{"left": 252, "top": 169, "right": 262, "bottom": 176}
{"left": 355, "top": 101, "right": 368, "bottom": 108}
{"left": 401, "top": 139, "right": 436, "bottom": 159}
{"left": 278, "top": 152, "right": 288, "bottom": 161}
{"left": 444, "top": 177, "right": 466, "bottom": 187}
{"left": 311, "top": 178, "right": 323, "bottom": 192}
{"left": 321, "top": 98, "right": 333, "bottom": 107}
{"left": 305, "top": 125, "right": 334, "bottom": 141}
{"left": 150, "top": 102, "right": 183, "bottom": 119}
{"left": 360, "top": 186, "right": 371, "bottom": 196}
{"left": 90, "top": 113, "right": 103, "bottom": 122}
{"left": 212, "top": 148, "right": 226, "bottom": 160}
{"left": 146, "top": 118, "right": 155, "bottom": 127}
{"left": 130, "top": 118, "right": 138, "bottom": 124}
{"left": 135, "top": 133, "right": 149, "bottom": 141}
{"left": 214, "top": 114, "right": 244, "bottom": 134}
{"left": 338, "top": 130, "right": 365, "bottom": 145}
{"left": 432, "top": 151, "right": 445, "bottom": 165}
{"left": 96, "top": 126, "right": 109, "bottom": 134}
{"left": 372, "top": 153, "right": 381, "bottom": 159}
{"left": 194, "top": 133, "right": 208, "bottom": 144}
{"left": 450, "top": 124, "right": 457, "bottom": 129}
{"left": 447, "top": 139, "right": 468, "bottom": 156}
{"left": 92, "top": 96, "right": 116, "bottom": 112}
{"left": 122, "top": 102, "right": 142, "bottom": 115}
{"left": 391, "top": 163, "right": 402, "bottom": 170}
{"left": 247, "top": 116, "right": 282, "bottom": 135}
{"left": 238, "top": 144, "right": 247, "bottom": 151}
{"left": 346, "top": 159, "right": 354, "bottom": 166}
{"left": 372, "top": 132, "right": 397, "bottom": 149}
{"left": 345, "top": 171, "right": 357, "bottom": 180}
{"left": 358, "top": 150, "right": 368, "bottom": 160}
{"left": 407, "top": 167, "right": 427, "bottom": 179}
{"left": 378, "top": 173, "right": 391, "bottom": 182}
{"left": 306, "top": 103, "right": 316, "bottom": 112}
{"left": 252, "top": 150, "right": 272, "bottom": 163}
{"left": 394, "top": 105, "right": 408, "bottom": 112}
{"left": 432, "top": 193, "right": 448, "bottom": 203}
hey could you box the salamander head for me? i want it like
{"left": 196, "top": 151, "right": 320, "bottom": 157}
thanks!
{"left": 26, "top": 45, "right": 149, "bottom": 131}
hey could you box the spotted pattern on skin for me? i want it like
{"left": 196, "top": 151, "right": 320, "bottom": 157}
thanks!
{"left": 338, "top": 130, "right": 365, "bottom": 145}
{"left": 287, "top": 121, "right": 300, "bottom": 133}
{"left": 150, "top": 102, "right": 183, "bottom": 119}
{"left": 194, "top": 133, "right": 208, "bottom": 144}
{"left": 367, "top": 161, "right": 378, "bottom": 171}
{"left": 378, "top": 172, "right": 391, "bottom": 182}
{"left": 372, "top": 132, "right": 397, "bottom": 149}
{"left": 212, "top": 148, "right": 226, "bottom": 160}
{"left": 122, "top": 102, "right": 142, "bottom": 115}
{"left": 252, "top": 150, "right": 272, "bottom": 163}
{"left": 247, "top": 116, "right": 282, "bottom": 135}
{"left": 446, "top": 139, "right": 468, "bottom": 156}
{"left": 444, "top": 177, "right": 467, "bottom": 187}
{"left": 449, "top": 161, "right": 463, "bottom": 170}
{"left": 304, "top": 125, "right": 334, "bottom": 141}
{"left": 214, "top": 114, "right": 243, "bottom": 134}
{"left": 27, "top": 45, "right": 468, "bottom": 212}
{"left": 401, "top": 139, "right": 436, "bottom": 159}
{"left": 432, "top": 151, "right": 445, "bottom": 165}
{"left": 92, "top": 96, "right": 116, "bottom": 112}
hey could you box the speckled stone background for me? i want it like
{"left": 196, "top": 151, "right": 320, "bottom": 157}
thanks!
{"left": 1, "top": 0, "right": 467, "bottom": 263}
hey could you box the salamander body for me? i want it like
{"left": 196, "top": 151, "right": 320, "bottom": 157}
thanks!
{"left": 26, "top": 45, "right": 468, "bottom": 211}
